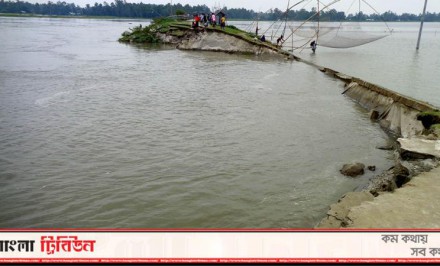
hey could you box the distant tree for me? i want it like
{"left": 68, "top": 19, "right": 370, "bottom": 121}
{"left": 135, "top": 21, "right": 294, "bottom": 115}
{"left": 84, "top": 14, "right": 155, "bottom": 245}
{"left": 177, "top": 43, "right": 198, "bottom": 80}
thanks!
{"left": 425, "top": 12, "right": 439, "bottom": 22}
{"left": 0, "top": 0, "right": 439, "bottom": 21}
{"left": 175, "top": 9, "right": 185, "bottom": 16}
{"left": 400, "top": 13, "right": 418, "bottom": 21}
{"left": 294, "top": 8, "right": 314, "bottom": 20}
{"left": 382, "top": 11, "right": 399, "bottom": 22}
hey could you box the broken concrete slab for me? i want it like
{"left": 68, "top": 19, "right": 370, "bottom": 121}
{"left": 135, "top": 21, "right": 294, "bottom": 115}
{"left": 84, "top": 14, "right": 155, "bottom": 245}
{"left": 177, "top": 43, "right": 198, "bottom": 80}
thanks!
{"left": 398, "top": 137, "right": 440, "bottom": 159}
{"left": 317, "top": 191, "right": 375, "bottom": 228}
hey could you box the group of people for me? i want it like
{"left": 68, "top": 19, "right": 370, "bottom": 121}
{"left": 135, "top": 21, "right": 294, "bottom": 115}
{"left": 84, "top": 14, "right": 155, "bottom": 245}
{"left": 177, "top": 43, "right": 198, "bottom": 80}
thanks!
{"left": 257, "top": 29, "right": 318, "bottom": 53}
{"left": 256, "top": 32, "right": 285, "bottom": 48}
{"left": 192, "top": 12, "right": 226, "bottom": 30}
{"left": 192, "top": 14, "right": 318, "bottom": 53}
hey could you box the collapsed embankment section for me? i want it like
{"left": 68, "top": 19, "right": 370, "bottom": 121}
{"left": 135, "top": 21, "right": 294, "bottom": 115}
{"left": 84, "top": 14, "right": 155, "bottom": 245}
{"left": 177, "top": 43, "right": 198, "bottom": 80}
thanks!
{"left": 311, "top": 67, "right": 440, "bottom": 228}
{"left": 175, "top": 30, "right": 281, "bottom": 56}
{"left": 163, "top": 25, "right": 291, "bottom": 57}
{"left": 330, "top": 70, "right": 436, "bottom": 138}
{"left": 288, "top": 62, "right": 438, "bottom": 138}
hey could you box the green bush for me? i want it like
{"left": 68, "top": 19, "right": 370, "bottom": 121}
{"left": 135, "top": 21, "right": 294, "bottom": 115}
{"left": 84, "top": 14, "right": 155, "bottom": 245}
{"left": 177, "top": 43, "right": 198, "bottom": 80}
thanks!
{"left": 175, "top": 9, "right": 186, "bottom": 16}
{"left": 119, "top": 24, "right": 161, "bottom": 43}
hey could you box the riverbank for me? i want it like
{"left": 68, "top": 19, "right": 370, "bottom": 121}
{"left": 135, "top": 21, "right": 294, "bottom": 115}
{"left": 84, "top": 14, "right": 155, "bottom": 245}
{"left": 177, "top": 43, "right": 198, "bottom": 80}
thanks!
{"left": 313, "top": 67, "right": 440, "bottom": 228}
{"left": 303, "top": 59, "right": 440, "bottom": 228}
{"left": 304, "top": 59, "right": 440, "bottom": 229}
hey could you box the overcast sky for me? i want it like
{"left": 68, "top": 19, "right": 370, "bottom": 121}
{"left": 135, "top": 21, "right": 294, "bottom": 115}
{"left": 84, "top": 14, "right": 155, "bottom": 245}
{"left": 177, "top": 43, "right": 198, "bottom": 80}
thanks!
{"left": 27, "top": 0, "right": 440, "bottom": 15}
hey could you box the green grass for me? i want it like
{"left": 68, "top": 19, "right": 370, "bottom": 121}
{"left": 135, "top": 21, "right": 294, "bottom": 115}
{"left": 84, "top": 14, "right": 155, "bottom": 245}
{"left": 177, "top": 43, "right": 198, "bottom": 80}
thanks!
{"left": 418, "top": 110, "right": 440, "bottom": 117}
{"left": 429, "top": 123, "right": 440, "bottom": 137}
{"left": 119, "top": 18, "right": 180, "bottom": 43}
{"left": 216, "top": 25, "right": 279, "bottom": 50}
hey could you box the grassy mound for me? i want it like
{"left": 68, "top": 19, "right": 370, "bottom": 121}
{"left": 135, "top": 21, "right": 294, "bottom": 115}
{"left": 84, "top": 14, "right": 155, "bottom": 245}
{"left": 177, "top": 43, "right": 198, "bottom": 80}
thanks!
{"left": 118, "top": 17, "right": 191, "bottom": 43}
{"left": 118, "top": 17, "right": 280, "bottom": 53}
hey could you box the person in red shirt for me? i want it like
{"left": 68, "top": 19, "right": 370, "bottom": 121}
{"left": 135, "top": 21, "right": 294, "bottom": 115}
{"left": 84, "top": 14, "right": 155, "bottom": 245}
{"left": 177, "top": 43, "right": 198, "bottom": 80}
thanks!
{"left": 193, "top": 13, "right": 200, "bottom": 28}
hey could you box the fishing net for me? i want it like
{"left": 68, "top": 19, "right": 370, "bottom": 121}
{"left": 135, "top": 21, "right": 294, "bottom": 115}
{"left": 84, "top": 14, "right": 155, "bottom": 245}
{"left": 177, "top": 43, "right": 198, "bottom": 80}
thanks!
{"left": 289, "top": 25, "right": 338, "bottom": 38}
{"left": 290, "top": 22, "right": 390, "bottom": 49}
{"left": 250, "top": 0, "right": 392, "bottom": 50}
{"left": 316, "top": 30, "right": 388, "bottom": 48}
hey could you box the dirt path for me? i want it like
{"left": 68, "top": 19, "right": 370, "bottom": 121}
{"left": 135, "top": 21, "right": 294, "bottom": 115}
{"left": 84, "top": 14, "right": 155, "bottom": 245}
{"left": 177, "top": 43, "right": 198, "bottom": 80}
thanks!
{"left": 345, "top": 167, "right": 440, "bottom": 228}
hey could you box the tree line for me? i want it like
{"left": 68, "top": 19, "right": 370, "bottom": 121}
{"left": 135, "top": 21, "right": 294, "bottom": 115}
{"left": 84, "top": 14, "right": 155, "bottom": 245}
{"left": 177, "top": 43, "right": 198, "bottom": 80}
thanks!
{"left": 1, "top": 0, "right": 440, "bottom": 21}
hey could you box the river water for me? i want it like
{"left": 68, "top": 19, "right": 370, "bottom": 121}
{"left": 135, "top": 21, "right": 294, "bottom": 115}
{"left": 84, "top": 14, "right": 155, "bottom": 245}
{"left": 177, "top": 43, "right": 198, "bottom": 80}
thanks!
{"left": 0, "top": 17, "right": 409, "bottom": 228}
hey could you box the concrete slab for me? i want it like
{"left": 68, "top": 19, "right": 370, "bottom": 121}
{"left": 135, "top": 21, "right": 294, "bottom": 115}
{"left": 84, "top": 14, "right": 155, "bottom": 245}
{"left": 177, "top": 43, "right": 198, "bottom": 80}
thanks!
{"left": 346, "top": 167, "right": 440, "bottom": 228}
{"left": 398, "top": 138, "right": 440, "bottom": 158}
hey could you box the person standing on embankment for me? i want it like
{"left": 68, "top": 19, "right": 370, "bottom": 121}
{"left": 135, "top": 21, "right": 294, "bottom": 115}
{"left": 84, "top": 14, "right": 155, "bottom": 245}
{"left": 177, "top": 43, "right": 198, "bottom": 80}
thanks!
{"left": 220, "top": 14, "right": 226, "bottom": 30}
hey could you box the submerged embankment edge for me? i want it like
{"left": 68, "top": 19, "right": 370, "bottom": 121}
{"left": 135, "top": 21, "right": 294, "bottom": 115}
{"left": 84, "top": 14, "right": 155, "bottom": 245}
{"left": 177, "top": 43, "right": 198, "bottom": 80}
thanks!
{"left": 292, "top": 52, "right": 440, "bottom": 228}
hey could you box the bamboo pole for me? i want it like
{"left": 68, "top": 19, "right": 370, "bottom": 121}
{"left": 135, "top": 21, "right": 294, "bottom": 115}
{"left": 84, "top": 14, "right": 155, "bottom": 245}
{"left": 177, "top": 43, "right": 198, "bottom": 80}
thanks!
{"left": 416, "top": 0, "right": 428, "bottom": 50}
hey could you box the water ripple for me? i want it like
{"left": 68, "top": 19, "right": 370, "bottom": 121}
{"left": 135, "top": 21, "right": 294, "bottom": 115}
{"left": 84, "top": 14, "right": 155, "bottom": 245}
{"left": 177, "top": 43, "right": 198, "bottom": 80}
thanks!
{"left": 0, "top": 17, "right": 394, "bottom": 228}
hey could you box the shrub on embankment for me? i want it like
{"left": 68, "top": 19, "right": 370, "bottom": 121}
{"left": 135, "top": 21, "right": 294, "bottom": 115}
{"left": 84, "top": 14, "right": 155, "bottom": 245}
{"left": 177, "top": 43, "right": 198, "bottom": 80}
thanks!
{"left": 118, "top": 17, "right": 190, "bottom": 43}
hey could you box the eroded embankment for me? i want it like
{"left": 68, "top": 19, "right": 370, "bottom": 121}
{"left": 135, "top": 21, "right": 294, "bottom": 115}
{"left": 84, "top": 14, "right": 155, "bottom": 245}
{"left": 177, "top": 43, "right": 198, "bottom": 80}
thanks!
{"left": 119, "top": 20, "right": 291, "bottom": 57}
{"left": 121, "top": 22, "right": 440, "bottom": 228}
{"left": 199, "top": 30, "right": 440, "bottom": 228}
{"left": 298, "top": 64, "right": 440, "bottom": 228}
{"left": 320, "top": 68, "right": 436, "bottom": 138}
{"left": 169, "top": 26, "right": 290, "bottom": 57}
{"left": 329, "top": 166, "right": 440, "bottom": 228}
{"left": 172, "top": 27, "right": 440, "bottom": 228}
